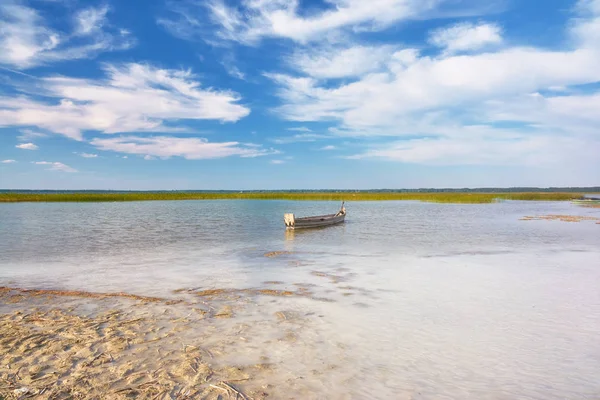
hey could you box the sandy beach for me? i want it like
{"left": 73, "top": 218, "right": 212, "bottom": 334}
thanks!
{"left": 0, "top": 286, "right": 334, "bottom": 400}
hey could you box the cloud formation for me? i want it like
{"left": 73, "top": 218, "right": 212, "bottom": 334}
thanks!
{"left": 0, "top": 63, "right": 251, "bottom": 140}
{"left": 161, "top": 0, "right": 493, "bottom": 44}
{"left": 33, "top": 161, "right": 77, "bottom": 172}
{"left": 287, "top": 127, "right": 312, "bottom": 132}
{"left": 1, "top": 159, "right": 16, "bottom": 163}
{"left": 269, "top": 45, "right": 600, "bottom": 128}
{"left": 290, "top": 45, "right": 398, "bottom": 78}
{"left": 271, "top": 133, "right": 330, "bottom": 144}
{"left": 428, "top": 22, "right": 503, "bottom": 54}
{"left": 265, "top": 0, "right": 600, "bottom": 168}
{"left": 0, "top": 2, "right": 133, "bottom": 69}
{"left": 2, "top": 0, "right": 598, "bottom": 187}
{"left": 16, "top": 142, "right": 38, "bottom": 150}
{"left": 347, "top": 129, "right": 599, "bottom": 167}
{"left": 17, "top": 129, "right": 47, "bottom": 141}
{"left": 74, "top": 5, "right": 109, "bottom": 36}
{"left": 91, "top": 136, "right": 277, "bottom": 160}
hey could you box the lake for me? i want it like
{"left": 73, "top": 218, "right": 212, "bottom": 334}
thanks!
{"left": 1, "top": 200, "right": 599, "bottom": 399}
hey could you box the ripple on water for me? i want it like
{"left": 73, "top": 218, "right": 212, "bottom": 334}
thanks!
{"left": 1, "top": 200, "right": 600, "bottom": 399}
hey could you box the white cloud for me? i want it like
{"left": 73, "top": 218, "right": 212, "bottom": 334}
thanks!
{"left": 91, "top": 136, "right": 277, "bottom": 160}
{"left": 481, "top": 92, "right": 600, "bottom": 129}
{"left": 348, "top": 133, "right": 600, "bottom": 168}
{"left": 577, "top": 0, "right": 600, "bottom": 13}
{"left": 268, "top": 48, "right": 600, "bottom": 131}
{"left": 156, "top": 2, "right": 203, "bottom": 41}
{"left": 162, "top": 0, "right": 492, "bottom": 45}
{"left": 571, "top": 0, "right": 600, "bottom": 48}
{"left": 1, "top": 159, "right": 16, "bottom": 163}
{"left": 290, "top": 45, "right": 398, "bottom": 79}
{"left": 0, "top": 63, "right": 250, "bottom": 140}
{"left": 221, "top": 53, "right": 246, "bottom": 80}
{"left": 74, "top": 5, "right": 109, "bottom": 36}
{"left": 223, "top": 63, "right": 245, "bottom": 80}
{"left": 271, "top": 133, "right": 330, "bottom": 144}
{"left": 16, "top": 142, "right": 38, "bottom": 150}
{"left": 0, "top": 2, "right": 133, "bottom": 69}
{"left": 17, "top": 128, "right": 47, "bottom": 141}
{"left": 546, "top": 86, "right": 568, "bottom": 92}
{"left": 320, "top": 145, "right": 337, "bottom": 150}
{"left": 264, "top": 2, "right": 600, "bottom": 171}
{"left": 143, "top": 155, "right": 154, "bottom": 160}
{"left": 429, "top": 22, "right": 503, "bottom": 54}
{"left": 270, "top": 159, "right": 284, "bottom": 164}
{"left": 33, "top": 161, "right": 77, "bottom": 172}
{"left": 77, "top": 152, "right": 98, "bottom": 158}
{"left": 287, "top": 126, "right": 312, "bottom": 132}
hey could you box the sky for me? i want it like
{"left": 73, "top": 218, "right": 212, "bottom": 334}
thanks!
{"left": 0, "top": 0, "right": 599, "bottom": 190}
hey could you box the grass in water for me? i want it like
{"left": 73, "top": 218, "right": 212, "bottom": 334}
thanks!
{"left": 0, "top": 192, "right": 584, "bottom": 203}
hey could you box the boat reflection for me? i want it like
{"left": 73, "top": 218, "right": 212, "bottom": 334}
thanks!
{"left": 284, "top": 223, "right": 347, "bottom": 242}
{"left": 285, "top": 229, "right": 296, "bottom": 241}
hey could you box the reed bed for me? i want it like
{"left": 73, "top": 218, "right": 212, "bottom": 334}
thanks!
{"left": 0, "top": 192, "right": 585, "bottom": 203}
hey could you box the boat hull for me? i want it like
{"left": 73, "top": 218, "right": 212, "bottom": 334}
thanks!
{"left": 287, "top": 213, "right": 346, "bottom": 229}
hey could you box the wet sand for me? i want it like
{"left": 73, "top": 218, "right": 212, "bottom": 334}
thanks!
{"left": 0, "top": 286, "right": 334, "bottom": 400}
{"left": 519, "top": 214, "right": 600, "bottom": 223}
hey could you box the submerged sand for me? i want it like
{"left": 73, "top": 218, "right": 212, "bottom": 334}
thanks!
{"left": 520, "top": 214, "right": 600, "bottom": 223}
{"left": 0, "top": 286, "right": 335, "bottom": 400}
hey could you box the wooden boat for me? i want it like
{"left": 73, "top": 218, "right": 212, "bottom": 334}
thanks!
{"left": 284, "top": 202, "right": 346, "bottom": 229}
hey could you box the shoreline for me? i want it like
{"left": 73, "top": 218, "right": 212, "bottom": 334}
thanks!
{"left": 0, "top": 191, "right": 588, "bottom": 203}
{"left": 0, "top": 286, "right": 332, "bottom": 399}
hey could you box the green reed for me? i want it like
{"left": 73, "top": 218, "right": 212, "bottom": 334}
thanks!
{"left": 0, "top": 192, "right": 584, "bottom": 203}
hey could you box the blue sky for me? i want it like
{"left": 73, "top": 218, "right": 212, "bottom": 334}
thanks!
{"left": 0, "top": 0, "right": 599, "bottom": 189}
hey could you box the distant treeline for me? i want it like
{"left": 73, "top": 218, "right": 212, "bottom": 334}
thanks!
{"left": 1, "top": 187, "right": 599, "bottom": 194}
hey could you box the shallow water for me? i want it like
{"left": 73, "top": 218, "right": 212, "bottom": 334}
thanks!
{"left": 1, "top": 200, "right": 599, "bottom": 399}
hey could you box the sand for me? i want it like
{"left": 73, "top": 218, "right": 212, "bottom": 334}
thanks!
{"left": 520, "top": 214, "right": 600, "bottom": 223}
{"left": 0, "top": 286, "right": 325, "bottom": 400}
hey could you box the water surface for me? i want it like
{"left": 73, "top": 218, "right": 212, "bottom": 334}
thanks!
{"left": 1, "top": 200, "right": 599, "bottom": 399}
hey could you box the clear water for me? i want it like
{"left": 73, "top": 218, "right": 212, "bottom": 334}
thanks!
{"left": 1, "top": 200, "right": 599, "bottom": 399}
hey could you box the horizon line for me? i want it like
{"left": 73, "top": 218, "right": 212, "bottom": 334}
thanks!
{"left": 1, "top": 187, "right": 599, "bottom": 192}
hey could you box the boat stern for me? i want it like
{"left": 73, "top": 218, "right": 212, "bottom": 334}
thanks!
{"left": 284, "top": 213, "right": 295, "bottom": 228}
